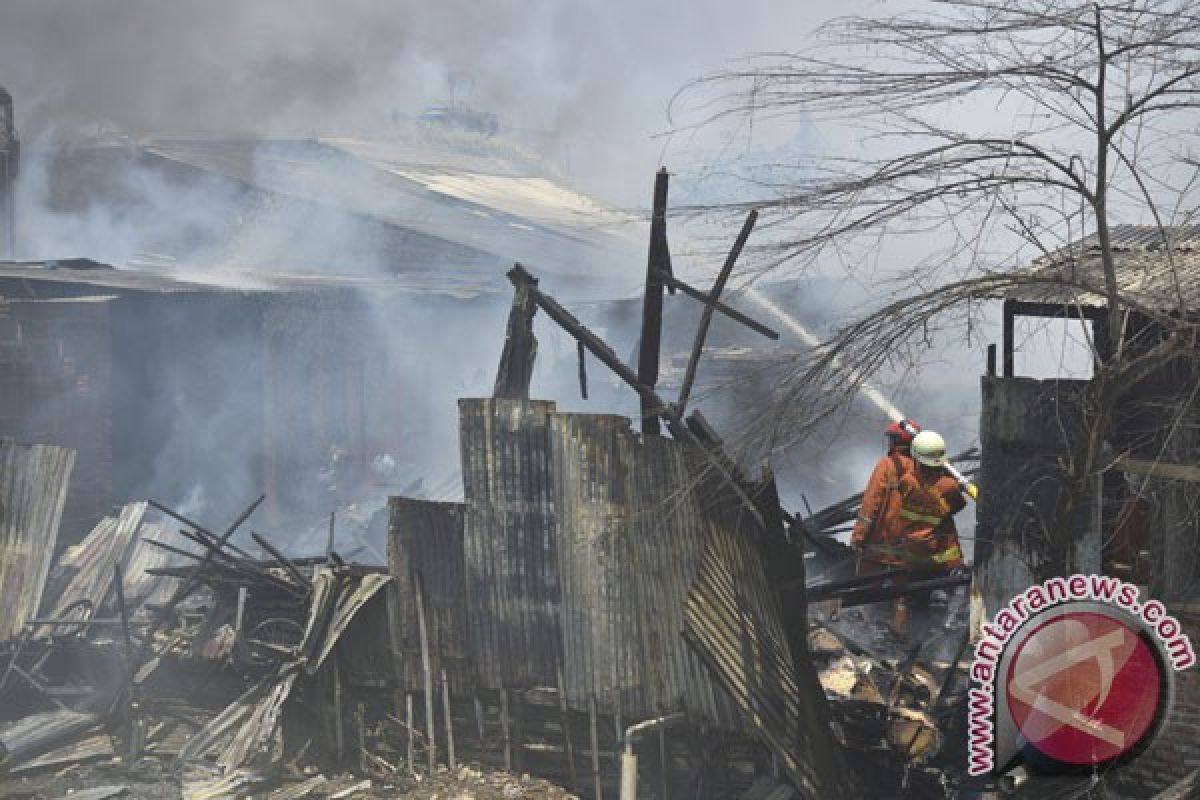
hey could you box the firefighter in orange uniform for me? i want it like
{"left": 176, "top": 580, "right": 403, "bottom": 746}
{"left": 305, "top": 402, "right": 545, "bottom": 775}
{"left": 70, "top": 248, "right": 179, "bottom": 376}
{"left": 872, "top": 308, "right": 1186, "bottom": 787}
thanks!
{"left": 852, "top": 427, "right": 966, "bottom": 635}
{"left": 852, "top": 419, "right": 918, "bottom": 572}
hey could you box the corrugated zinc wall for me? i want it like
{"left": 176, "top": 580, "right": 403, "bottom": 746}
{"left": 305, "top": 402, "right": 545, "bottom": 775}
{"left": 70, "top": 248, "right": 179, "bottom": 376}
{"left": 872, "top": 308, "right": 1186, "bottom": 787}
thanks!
{"left": 625, "top": 436, "right": 742, "bottom": 726}
{"left": 551, "top": 413, "right": 739, "bottom": 722}
{"left": 387, "top": 496, "right": 474, "bottom": 694}
{"left": 685, "top": 519, "right": 827, "bottom": 794}
{"left": 0, "top": 438, "right": 75, "bottom": 641}
{"left": 458, "top": 400, "right": 765, "bottom": 727}
{"left": 459, "top": 398, "right": 560, "bottom": 690}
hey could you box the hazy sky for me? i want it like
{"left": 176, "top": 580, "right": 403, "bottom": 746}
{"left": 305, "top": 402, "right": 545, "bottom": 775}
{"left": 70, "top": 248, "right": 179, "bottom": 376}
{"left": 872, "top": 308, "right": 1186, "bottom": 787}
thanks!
{"left": 0, "top": 0, "right": 875, "bottom": 205}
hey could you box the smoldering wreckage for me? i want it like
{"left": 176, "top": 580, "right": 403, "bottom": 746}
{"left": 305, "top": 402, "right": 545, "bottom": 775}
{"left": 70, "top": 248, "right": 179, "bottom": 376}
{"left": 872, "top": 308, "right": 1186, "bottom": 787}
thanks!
{"left": 3, "top": 115, "right": 1196, "bottom": 799}
{"left": 0, "top": 156, "right": 997, "bottom": 800}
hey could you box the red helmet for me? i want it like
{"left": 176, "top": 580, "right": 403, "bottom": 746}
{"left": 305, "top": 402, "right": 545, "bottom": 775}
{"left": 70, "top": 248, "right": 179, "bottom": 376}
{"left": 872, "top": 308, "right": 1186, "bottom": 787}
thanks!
{"left": 885, "top": 419, "right": 920, "bottom": 446}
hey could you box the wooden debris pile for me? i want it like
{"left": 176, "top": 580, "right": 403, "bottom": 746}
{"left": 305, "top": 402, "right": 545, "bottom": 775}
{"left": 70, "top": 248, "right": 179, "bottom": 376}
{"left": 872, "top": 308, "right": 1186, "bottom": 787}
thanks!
{"left": 805, "top": 608, "right": 972, "bottom": 798}
{"left": 0, "top": 497, "right": 398, "bottom": 800}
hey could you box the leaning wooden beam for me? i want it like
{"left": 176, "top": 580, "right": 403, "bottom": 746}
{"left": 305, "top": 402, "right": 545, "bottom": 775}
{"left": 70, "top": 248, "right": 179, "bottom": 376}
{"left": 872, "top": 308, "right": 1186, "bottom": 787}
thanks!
{"left": 637, "top": 168, "right": 673, "bottom": 435}
{"left": 677, "top": 209, "right": 758, "bottom": 413}
{"left": 147, "top": 499, "right": 255, "bottom": 560}
{"left": 250, "top": 532, "right": 313, "bottom": 590}
{"left": 142, "top": 538, "right": 305, "bottom": 597}
{"left": 658, "top": 274, "right": 779, "bottom": 340}
{"left": 508, "top": 264, "right": 767, "bottom": 529}
{"left": 493, "top": 274, "right": 539, "bottom": 399}
{"left": 144, "top": 494, "right": 267, "bottom": 644}
{"left": 112, "top": 563, "right": 134, "bottom": 661}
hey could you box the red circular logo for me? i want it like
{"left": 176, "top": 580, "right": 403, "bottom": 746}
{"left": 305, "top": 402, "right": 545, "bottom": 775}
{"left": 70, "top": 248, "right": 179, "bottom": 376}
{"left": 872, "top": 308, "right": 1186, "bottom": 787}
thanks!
{"left": 1005, "top": 611, "right": 1164, "bottom": 766}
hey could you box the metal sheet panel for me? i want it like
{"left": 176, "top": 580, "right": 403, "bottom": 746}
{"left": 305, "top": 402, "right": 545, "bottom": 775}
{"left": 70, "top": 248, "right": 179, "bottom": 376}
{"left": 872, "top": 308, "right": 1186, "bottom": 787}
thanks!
{"left": 624, "top": 436, "right": 742, "bottom": 727}
{"left": 121, "top": 521, "right": 183, "bottom": 609}
{"left": 0, "top": 438, "right": 75, "bottom": 641}
{"left": 550, "top": 413, "right": 738, "bottom": 723}
{"left": 36, "top": 501, "right": 147, "bottom": 637}
{"left": 458, "top": 398, "right": 560, "bottom": 690}
{"left": 684, "top": 524, "right": 834, "bottom": 797}
{"left": 997, "top": 224, "right": 1200, "bottom": 312}
{"left": 387, "top": 496, "right": 473, "bottom": 693}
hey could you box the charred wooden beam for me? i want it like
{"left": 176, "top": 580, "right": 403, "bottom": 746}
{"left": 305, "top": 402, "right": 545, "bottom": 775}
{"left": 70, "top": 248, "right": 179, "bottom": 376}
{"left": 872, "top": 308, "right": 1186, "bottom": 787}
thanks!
{"left": 144, "top": 494, "right": 267, "bottom": 644}
{"left": 147, "top": 499, "right": 254, "bottom": 560}
{"left": 494, "top": 272, "right": 539, "bottom": 399}
{"left": 1002, "top": 298, "right": 1015, "bottom": 377}
{"left": 112, "top": 563, "right": 133, "bottom": 661}
{"left": 793, "top": 567, "right": 908, "bottom": 595}
{"left": 678, "top": 209, "right": 758, "bottom": 413}
{"left": 809, "top": 572, "right": 972, "bottom": 607}
{"left": 659, "top": 274, "right": 779, "bottom": 340}
{"left": 576, "top": 341, "right": 588, "bottom": 400}
{"left": 507, "top": 264, "right": 766, "bottom": 528}
{"left": 637, "top": 168, "right": 671, "bottom": 434}
{"left": 250, "top": 532, "right": 313, "bottom": 590}
{"left": 142, "top": 538, "right": 307, "bottom": 597}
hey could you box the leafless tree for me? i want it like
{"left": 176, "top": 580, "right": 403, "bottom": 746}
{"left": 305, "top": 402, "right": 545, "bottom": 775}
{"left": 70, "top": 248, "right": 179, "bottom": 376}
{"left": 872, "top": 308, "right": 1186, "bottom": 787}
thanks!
{"left": 672, "top": 0, "right": 1200, "bottom": 574}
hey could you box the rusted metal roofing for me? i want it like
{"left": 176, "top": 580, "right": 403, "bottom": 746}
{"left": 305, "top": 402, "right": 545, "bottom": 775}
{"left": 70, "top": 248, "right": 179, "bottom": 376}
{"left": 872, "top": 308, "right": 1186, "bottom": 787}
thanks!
{"left": 0, "top": 438, "right": 75, "bottom": 641}
{"left": 458, "top": 398, "right": 561, "bottom": 691}
{"left": 998, "top": 225, "right": 1200, "bottom": 312}
{"left": 387, "top": 497, "right": 473, "bottom": 693}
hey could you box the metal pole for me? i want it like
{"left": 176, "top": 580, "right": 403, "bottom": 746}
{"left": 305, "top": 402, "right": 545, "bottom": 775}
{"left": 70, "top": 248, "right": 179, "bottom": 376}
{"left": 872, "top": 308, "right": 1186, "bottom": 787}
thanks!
{"left": 618, "top": 713, "right": 687, "bottom": 800}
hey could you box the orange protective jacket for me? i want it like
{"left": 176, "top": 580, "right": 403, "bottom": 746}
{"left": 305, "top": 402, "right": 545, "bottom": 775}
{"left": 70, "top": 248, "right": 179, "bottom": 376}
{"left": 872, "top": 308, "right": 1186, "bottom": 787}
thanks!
{"left": 852, "top": 450, "right": 965, "bottom": 570}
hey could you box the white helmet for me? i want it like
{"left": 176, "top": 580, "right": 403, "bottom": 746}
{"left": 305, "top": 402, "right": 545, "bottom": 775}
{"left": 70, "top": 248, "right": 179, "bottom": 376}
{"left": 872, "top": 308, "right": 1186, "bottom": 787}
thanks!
{"left": 911, "top": 430, "right": 948, "bottom": 467}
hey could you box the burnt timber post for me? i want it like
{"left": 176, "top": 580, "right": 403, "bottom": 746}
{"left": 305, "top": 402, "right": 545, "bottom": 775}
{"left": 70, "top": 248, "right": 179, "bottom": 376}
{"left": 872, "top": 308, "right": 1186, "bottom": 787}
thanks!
{"left": 637, "top": 168, "right": 671, "bottom": 435}
{"left": 677, "top": 209, "right": 758, "bottom": 413}
{"left": 494, "top": 267, "right": 539, "bottom": 399}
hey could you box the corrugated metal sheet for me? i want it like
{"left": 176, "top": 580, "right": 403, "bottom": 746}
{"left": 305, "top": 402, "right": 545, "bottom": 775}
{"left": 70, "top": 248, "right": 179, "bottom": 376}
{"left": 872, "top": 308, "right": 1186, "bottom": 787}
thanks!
{"left": 0, "top": 438, "right": 75, "bottom": 641}
{"left": 121, "top": 521, "right": 183, "bottom": 609}
{"left": 999, "top": 224, "right": 1200, "bottom": 312}
{"left": 36, "top": 501, "right": 147, "bottom": 637}
{"left": 551, "top": 412, "right": 738, "bottom": 723}
{"left": 183, "top": 567, "right": 387, "bottom": 799}
{"left": 684, "top": 523, "right": 838, "bottom": 797}
{"left": 455, "top": 400, "right": 758, "bottom": 725}
{"left": 136, "top": 137, "right": 643, "bottom": 284}
{"left": 387, "top": 496, "right": 473, "bottom": 693}
{"left": 625, "top": 435, "right": 742, "bottom": 727}
{"left": 459, "top": 398, "right": 561, "bottom": 690}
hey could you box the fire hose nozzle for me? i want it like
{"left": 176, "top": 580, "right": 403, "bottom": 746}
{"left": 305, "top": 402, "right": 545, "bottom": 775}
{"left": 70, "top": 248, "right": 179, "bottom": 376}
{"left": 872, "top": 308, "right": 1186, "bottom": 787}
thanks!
{"left": 943, "top": 462, "right": 979, "bottom": 501}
